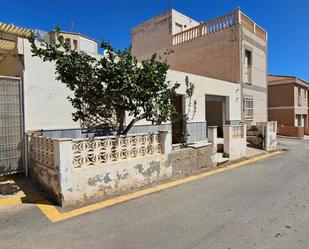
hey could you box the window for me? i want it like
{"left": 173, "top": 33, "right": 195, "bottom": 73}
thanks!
{"left": 298, "top": 87, "right": 306, "bottom": 106}
{"left": 243, "top": 49, "right": 252, "bottom": 84}
{"left": 243, "top": 97, "right": 254, "bottom": 120}
{"left": 73, "top": 39, "right": 78, "bottom": 50}
{"left": 295, "top": 114, "right": 303, "bottom": 127}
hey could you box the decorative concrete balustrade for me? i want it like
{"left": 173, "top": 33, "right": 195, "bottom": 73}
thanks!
{"left": 28, "top": 131, "right": 172, "bottom": 206}
{"left": 71, "top": 133, "right": 162, "bottom": 169}
{"left": 172, "top": 9, "right": 267, "bottom": 46}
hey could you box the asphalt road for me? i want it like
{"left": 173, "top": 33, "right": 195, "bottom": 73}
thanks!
{"left": 1, "top": 138, "right": 309, "bottom": 249}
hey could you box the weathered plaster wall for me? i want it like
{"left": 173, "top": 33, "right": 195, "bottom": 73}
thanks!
{"left": 62, "top": 154, "right": 172, "bottom": 206}
{"left": 29, "top": 159, "right": 61, "bottom": 203}
{"left": 29, "top": 132, "right": 176, "bottom": 207}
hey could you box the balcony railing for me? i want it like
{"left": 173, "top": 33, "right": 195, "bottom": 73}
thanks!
{"left": 172, "top": 9, "right": 267, "bottom": 46}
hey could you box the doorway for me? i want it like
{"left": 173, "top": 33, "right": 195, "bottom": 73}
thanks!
{"left": 172, "top": 94, "right": 185, "bottom": 144}
{"left": 205, "top": 95, "right": 226, "bottom": 138}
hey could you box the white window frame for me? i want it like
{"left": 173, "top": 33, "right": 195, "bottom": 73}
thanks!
{"left": 243, "top": 97, "right": 254, "bottom": 121}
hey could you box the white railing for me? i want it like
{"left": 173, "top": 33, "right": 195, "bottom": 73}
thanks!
{"left": 71, "top": 133, "right": 162, "bottom": 169}
{"left": 30, "top": 136, "right": 55, "bottom": 168}
{"left": 172, "top": 9, "right": 267, "bottom": 46}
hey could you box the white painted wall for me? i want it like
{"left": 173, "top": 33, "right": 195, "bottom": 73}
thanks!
{"left": 21, "top": 39, "right": 80, "bottom": 131}
{"left": 171, "top": 9, "right": 200, "bottom": 35}
{"left": 80, "top": 37, "right": 97, "bottom": 54}
{"left": 126, "top": 70, "right": 241, "bottom": 126}
{"left": 167, "top": 70, "right": 242, "bottom": 122}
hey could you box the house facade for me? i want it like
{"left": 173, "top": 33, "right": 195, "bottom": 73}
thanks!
{"left": 268, "top": 75, "right": 309, "bottom": 137}
{"left": 131, "top": 8, "right": 268, "bottom": 126}
{"left": 0, "top": 21, "right": 243, "bottom": 175}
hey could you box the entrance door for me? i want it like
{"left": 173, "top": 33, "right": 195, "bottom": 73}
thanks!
{"left": 172, "top": 94, "right": 184, "bottom": 144}
{"left": 206, "top": 95, "right": 225, "bottom": 138}
{"left": 0, "top": 76, "right": 23, "bottom": 175}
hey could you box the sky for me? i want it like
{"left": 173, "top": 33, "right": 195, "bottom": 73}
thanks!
{"left": 1, "top": 0, "right": 309, "bottom": 80}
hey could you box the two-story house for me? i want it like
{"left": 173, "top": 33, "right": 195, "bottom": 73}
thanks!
{"left": 131, "top": 8, "right": 268, "bottom": 127}
{"left": 268, "top": 75, "right": 309, "bottom": 137}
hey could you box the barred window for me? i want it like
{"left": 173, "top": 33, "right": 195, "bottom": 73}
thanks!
{"left": 244, "top": 97, "right": 254, "bottom": 120}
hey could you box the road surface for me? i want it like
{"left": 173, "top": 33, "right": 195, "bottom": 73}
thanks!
{"left": 1, "top": 138, "right": 309, "bottom": 249}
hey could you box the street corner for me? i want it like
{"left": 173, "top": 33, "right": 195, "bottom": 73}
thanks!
{"left": 0, "top": 175, "right": 45, "bottom": 208}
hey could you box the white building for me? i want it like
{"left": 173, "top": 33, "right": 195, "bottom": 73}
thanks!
{"left": 0, "top": 22, "right": 241, "bottom": 175}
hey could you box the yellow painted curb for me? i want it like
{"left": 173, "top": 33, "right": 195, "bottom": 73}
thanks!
{"left": 36, "top": 151, "right": 283, "bottom": 223}
{"left": 0, "top": 195, "right": 25, "bottom": 207}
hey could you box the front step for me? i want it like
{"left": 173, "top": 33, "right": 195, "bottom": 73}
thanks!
{"left": 214, "top": 152, "right": 229, "bottom": 165}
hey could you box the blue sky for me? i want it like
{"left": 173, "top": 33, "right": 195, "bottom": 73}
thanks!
{"left": 1, "top": 0, "right": 309, "bottom": 80}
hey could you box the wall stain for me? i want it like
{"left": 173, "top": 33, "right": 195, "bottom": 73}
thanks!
{"left": 135, "top": 161, "right": 161, "bottom": 177}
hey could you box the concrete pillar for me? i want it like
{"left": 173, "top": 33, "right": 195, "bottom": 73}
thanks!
{"left": 159, "top": 131, "right": 172, "bottom": 155}
{"left": 223, "top": 124, "right": 246, "bottom": 160}
{"left": 223, "top": 125, "right": 232, "bottom": 157}
{"left": 53, "top": 138, "right": 73, "bottom": 206}
{"left": 208, "top": 126, "right": 218, "bottom": 146}
{"left": 264, "top": 121, "right": 277, "bottom": 152}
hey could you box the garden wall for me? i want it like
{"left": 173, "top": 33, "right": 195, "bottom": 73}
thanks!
{"left": 277, "top": 125, "right": 304, "bottom": 138}
{"left": 169, "top": 143, "right": 216, "bottom": 177}
{"left": 29, "top": 131, "right": 173, "bottom": 207}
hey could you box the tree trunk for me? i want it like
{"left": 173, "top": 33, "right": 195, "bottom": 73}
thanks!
{"left": 121, "top": 113, "right": 147, "bottom": 135}
{"left": 115, "top": 107, "right": 125, "bottom": 135}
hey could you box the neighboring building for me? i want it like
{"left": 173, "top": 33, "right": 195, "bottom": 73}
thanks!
{"left": 47, "top": 30, "right": 99, "bottom": 54}
{"left": 268, "top": 75, "right": 309, "bottom": 137}
{"left": 131, "top": 8, "right": 268, "bottom": 126}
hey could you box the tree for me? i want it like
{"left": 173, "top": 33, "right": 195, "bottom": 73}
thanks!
{"left": 29, "top": 28, "right": 178, "bottom": 135}
{"left": 174, "top": 76, "right": 197, "bottom": 146}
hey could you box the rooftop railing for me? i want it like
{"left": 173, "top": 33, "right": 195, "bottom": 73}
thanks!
{"left": 172, "top": 9, "right": 267, "bottom": 46}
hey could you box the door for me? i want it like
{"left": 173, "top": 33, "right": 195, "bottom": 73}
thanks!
{"left": 205, "top": 95, "right": 225, "bottom": 138}
{"left": 172, "top": 95, "right": 185, "bottom": 144}
{"left": 0, "top": 76, "right": 23, "bottom": 175}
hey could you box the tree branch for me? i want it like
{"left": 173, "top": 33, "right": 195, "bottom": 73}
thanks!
{"left": 121, "top": 113, "right": 147, "bottom": 135}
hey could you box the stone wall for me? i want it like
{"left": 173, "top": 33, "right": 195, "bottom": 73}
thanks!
{"left": 169, "top": 144, "right": 216, "bottom": 178}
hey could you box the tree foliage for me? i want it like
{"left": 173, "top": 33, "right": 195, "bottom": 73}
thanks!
{"left": 176, "top": 76, "right": 197, "bottom": 146}
{"left": 29, "top": 28, "right": 178, "bottom": 135}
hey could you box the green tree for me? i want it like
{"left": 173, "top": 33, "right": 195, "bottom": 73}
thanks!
{"left": 177, "top": 76, "right": 197, "bottom": 146}
{"left": 29, "top": 29, "right": 178, "bottom": 135}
